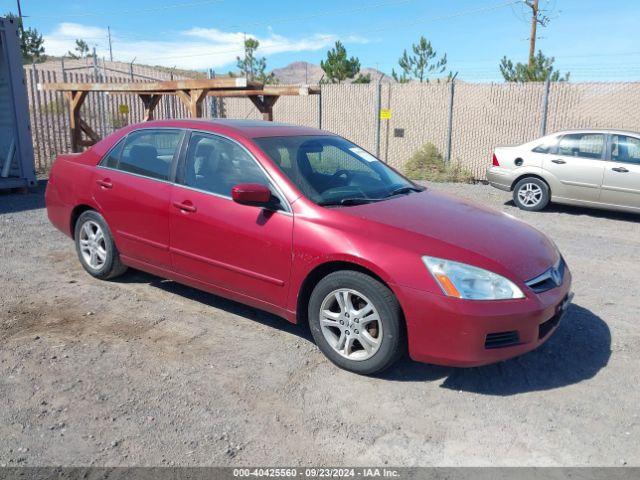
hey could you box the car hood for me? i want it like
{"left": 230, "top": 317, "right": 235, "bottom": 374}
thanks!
{"left": 342, "top": 189, "right": 558, "bottom": 281}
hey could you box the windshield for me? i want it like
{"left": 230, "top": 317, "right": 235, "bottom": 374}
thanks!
{"left": 254, "top": 135, "right": 421, "bottom": 206}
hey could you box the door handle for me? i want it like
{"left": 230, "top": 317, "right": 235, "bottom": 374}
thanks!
{"left": 612, "top": 166, "right": 629, "bottom": 173}
{"left": 96, "top": 178, "right": 113, "bottom": 189}
{"left": 173, "top": 200, "right": 197, "bottom": 213}
{"left": 551, "top": 159, "right": 566, "bottom": 164}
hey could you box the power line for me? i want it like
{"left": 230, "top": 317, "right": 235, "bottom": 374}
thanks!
{"left": 139, "top": 1, "right": 521, "bottom": 62}
{"left": 225, "top": 0, "right": 414, "bottom": 30}
{"left": 446, "top": 51, "right": 640, "bottom": 66}
{"left": 25, "top": 0, "right": 224, "bottom": 18}
{"left": 37, "top": 0, "right": 416, "bottom": 43}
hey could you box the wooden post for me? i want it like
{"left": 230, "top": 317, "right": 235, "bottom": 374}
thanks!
{"left": 177, "top": 89, "right": 208, "bottom": 118}
{"left": 249, "top": 95, "right": 279, "bottom": 121}
{"left": 139, "top": 94, "right": 162, "bottom": 121}
{"left": 66, "top": 90, "right": 88, "bottom": 152}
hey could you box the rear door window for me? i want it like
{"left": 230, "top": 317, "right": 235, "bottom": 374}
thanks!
{"left": 557, "top": 133, "right": 605, "bottom": 160}
{"left": 102, "top": 129, "right": 183, "bottom": 181}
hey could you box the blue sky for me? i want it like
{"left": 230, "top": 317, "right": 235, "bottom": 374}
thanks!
{"left": 4, "top": 0, "right": 640, "bottom": 81}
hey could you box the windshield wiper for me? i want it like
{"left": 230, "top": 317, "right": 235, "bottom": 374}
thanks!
{"left": 387, "top": 186, "right": 424, "bottom": 197}
{"left": 318, "top": 197, "right": 381, "bottom": 206}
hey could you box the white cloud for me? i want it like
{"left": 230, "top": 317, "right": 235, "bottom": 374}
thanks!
{"left": 43, "top": 23, "right": 367, "bottom": 70}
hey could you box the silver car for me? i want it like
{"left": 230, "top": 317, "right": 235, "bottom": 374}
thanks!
{"left": 487, "top": 129, "right": 640, "bottom": 213}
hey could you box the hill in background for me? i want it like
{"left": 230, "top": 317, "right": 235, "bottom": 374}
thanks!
{"left": 271, "top": 61, "right": 394, "bottom": 85}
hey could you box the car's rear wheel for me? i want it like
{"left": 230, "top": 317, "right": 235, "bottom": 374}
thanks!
{"left": 308, "top": 271, "right": 405, "bottom": 375}
{"left": 74, "top": 210, "right": 127, "bottom": 280}
{"left": 513, "top": 177, "right": 550, "bottom": 211}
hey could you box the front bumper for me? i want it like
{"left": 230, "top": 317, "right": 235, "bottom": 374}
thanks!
{"left": 396, "top": 269, "right": 572, "bottom": 367}
{"left": 486, "top": 166, "right": 514, "bottom": 192}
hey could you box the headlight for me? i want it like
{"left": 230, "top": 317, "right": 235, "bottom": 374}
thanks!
{"left": 422, "top": 256, "right": 525, "bottom": 300}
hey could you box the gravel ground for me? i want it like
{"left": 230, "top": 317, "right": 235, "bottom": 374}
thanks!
{"left": 0, "top": 181, "right": 638, "bottom": 467}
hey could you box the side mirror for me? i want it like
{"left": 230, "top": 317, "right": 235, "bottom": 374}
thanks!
{"left": 231, "top": 183, "right": 273, "bottom": 207}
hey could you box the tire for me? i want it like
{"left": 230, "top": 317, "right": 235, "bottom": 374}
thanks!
{"left": 74, "top": 210, "right": 127, "bottom": 280}
{"left": 513, "top": 177, "right": 550, "bottom": 211}
{"left": 308, "top": 271, "right": 405, "bottom": 375}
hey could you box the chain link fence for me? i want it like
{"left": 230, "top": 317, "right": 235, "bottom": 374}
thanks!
{"left": 225, "top": 80, "right": 640, "bottom": 180}
{"left": 26, "top": 62, "right": 640, "bottom": 180}
{"left": 25, "top": 59, "right": 196, "bottom": 171}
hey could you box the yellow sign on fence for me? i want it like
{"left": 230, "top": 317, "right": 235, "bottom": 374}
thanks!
{"left": 118, "top": 104, "right": 130, "bottom": 114}
{"left": 379, "top": 108, "right": 391, "bottom": 120}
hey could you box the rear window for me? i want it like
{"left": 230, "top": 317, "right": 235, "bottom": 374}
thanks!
{"left": 557, "top": 133, "right": 605, "bottom": 159}
{"left": 532, "top": 136, "right": 559, "bottom": 154}
{"left": 101, "top": 129, "right": 183, "bottom": 181}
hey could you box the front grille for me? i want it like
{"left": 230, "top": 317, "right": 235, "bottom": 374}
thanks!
{"left": 526, "top": 257, "right": 566, "bottom": 294}
{"left": 527, "top": 276, "right": 558, "bottom": 293}
{"left": 539, "top": 312, "right": 562, "bottom": 339}
{"left": 485, "top": 331, "right": 520, "bottom": 349}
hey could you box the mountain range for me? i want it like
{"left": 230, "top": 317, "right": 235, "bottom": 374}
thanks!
{"left": 271, "top": 61, "right": 395, "bottom": 85}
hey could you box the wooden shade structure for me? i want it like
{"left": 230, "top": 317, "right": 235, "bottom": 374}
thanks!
{"left": 40, "top": 78, "right": 319, "bottom": 152}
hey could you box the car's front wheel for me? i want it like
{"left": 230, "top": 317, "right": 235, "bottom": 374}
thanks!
{"left": 308, "top": 271, "right": 405, "bottom": 375}
{"left": 513, "top": 177, "right": 550, "bottom": 211}
{"left": 74, "top": 210, "right": 127, "bottom": 280}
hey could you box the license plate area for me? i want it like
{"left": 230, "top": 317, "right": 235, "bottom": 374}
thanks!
{"left": 538, "top": 292, "right": 573, "bottom": 340}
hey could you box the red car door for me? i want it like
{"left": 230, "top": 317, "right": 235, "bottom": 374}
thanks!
{"left": 169, "top": 131, "right": 293, "bottom": 308}
{"left": 92, "top": 129, "right": 184, "bottom": 269}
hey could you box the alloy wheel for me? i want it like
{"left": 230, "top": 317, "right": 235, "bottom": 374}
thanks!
{"left": 319, "top": 288, "right": 383, "bottom": 361}
{"left": 517, "top": 182, "right": 543, "bottom": 207}
{"left": 78, "top": 220, "right": 107, "bottom": 270}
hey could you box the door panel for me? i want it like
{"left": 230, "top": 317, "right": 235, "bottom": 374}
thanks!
{"left": 543, "top": 133, "right": 606, "bottom": 202}
{"left": 169, "top": 131, "right": 293, "bottom": 307}
{"left": 92, "top": 168, "right": 172, "bottom": 267}
{"left": 169, "top": 187, "right": 293, "bottom": 306}
{"left": 601, "top": 134, "right": 640, "bottom": 208}
{"left": 601, "top": 163, "right": 640, "bottom": 208}
{"left": 90, "top": 128, "right": 183, "bottom": 268}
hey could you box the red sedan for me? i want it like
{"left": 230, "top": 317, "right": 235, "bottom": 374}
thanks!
{"left": 46, "top": 119, "right": 572, "bottom": 374}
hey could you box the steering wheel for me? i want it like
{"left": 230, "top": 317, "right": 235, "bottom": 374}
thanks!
{"left": 331, "top": 169, "right": 353, "bottom": 185}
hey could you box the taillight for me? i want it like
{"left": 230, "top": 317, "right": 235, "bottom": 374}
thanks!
{"left": 492, "top": 153, "right": 500, "bottom": 166}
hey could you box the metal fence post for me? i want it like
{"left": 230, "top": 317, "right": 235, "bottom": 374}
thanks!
{"left": 540, "top": 77, "right": 551, "bottom": 136}
{"left": 209, "top": 68, "right": 218, "bottom": 118}
{"left": 445, "top": 80, "right": 455, "bottom": 164}
{"left": 375, "top": 81, "right": 382, "bottom": 158}
{"left": 318, "top": 85, "right": 323, "bottom": 130}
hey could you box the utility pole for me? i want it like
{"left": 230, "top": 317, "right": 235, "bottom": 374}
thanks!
{"left": 16, "top": 0, "right": 24, "bottom": 36}
{"left": 107, "top": 26, "right": 113, "bottom": 62}
{"left": 524, "top": 0, "right": 549, "bottom": 68}
{"left": 526, "top": 0, "right": 539, "bottom": 67}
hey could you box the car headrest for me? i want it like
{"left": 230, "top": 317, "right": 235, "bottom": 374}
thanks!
{"left": 195, "top": 141, "right": 215, "bottom": 159}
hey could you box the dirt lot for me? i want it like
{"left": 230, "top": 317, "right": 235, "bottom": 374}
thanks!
{"left": 0, "top": 182, "right": 638, "bottom": 467}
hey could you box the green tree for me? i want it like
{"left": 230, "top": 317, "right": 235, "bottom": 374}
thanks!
{"left": 67, "top": 39, "right": 90, "bottom": 59}
{"left": 5, "top": 13, "right": 45, "bottom": 63}
{"left": 391, "top": 68, "right": 409, "bottom": 84}
{"left": 236, "top": 38, "right": 275, "bottom": 84}
{"left": 500, "top": 50, "right": 570, "bottom": 82}
{"left": 392, "top": 36, "right": 448, "bottom": 83}
{"left": 353, "top": 72, "right": 371, "bottom": 84}
{"left": 320, "top": 41, "right": 361, "bottom": 84}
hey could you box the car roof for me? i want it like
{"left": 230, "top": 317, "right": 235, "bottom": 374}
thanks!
{"left": 130, "top": 118, "right": 331, "bottom": 139}
{"left": 549, "top": 128, "right": 640, "bottom": 137}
